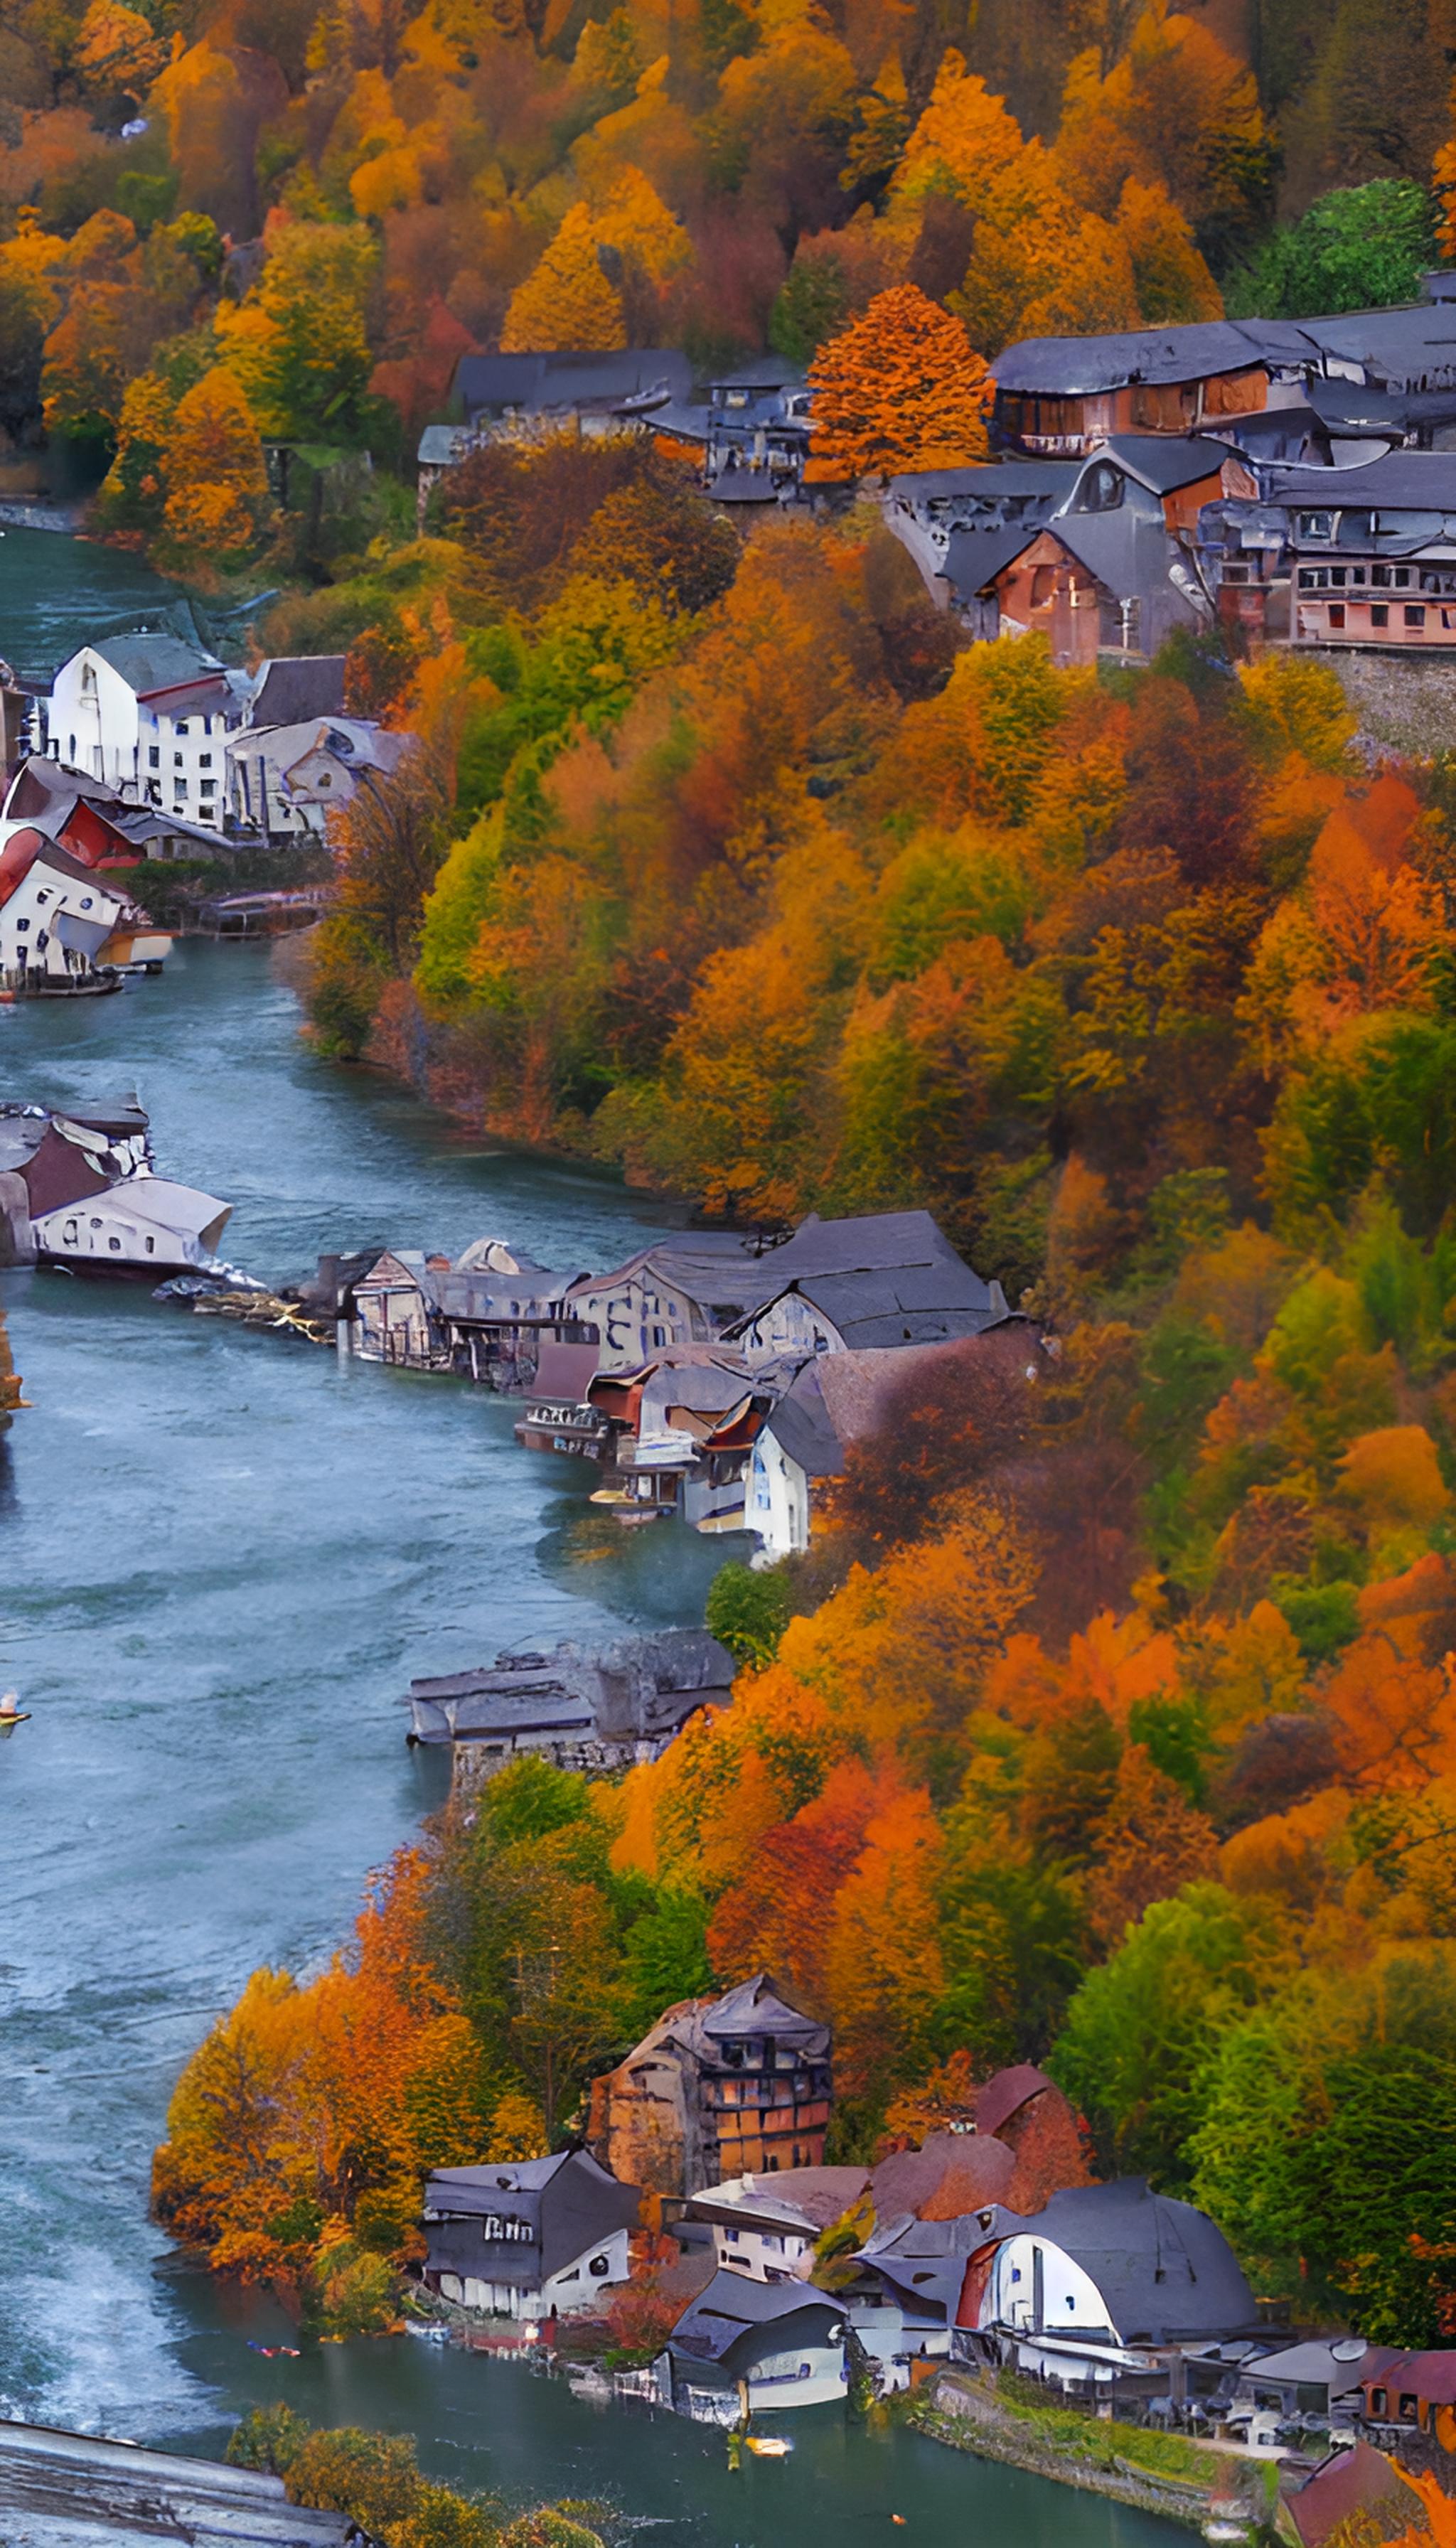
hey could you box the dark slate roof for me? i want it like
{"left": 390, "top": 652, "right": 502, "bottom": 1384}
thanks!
{"left": 90, "top": 633, "right": 218, "bottom": 694}
{"left": 424, "top": 2151, "right": 639, "bottom": 2284}
{"left": 1204, "top": 404, "right": 1332, "bottom": 463}
{"left": 698, "top": 1972, "right": 827, "bottom": 2046}
{"left": 764, "top": 1209, "right": 974, "bottom": 1283}
{"left": 668, "top": 2266, "right": 845, "bottom": 2367}
{"left": 887, "top": 462, "right": 1081, "bottom": 503}
{"left": 1296, "top": 304, "right": 1456, "bottom": 392}
{"left": 251, "top": 656, "right": 347, "bottom": 728}
{"left": 764, "top": 1366, "right": 847, "bottom": 1482}
{"left": 6, "top": 754, "right": 124, "bottom": 815}
{"left": 1260, "top": 452, "right": 1456, "bottom": 511}
{"left": 1098, "top": 434, "right": 1231, "bottom": 492}
{"left": 857, "top": 2212, "right": 987, "bottom": 2323}
{"left": 992, "top": 319, "right": 1315, "bottom": 397}
{"left": 941, "top": 521, "right": 1045, "bottom": 597}
{"left": 982, "top": 2180, "right": 1260, "bottom": 2345}
{"left": 1305, "top": 380, "right": 1409, "bottom": 433}
{"left": 455, "top": 350, "right": 694, "bottom": 419}
{"left": 689, "top": 2166, "right": 870, "bottom": 2234}
{"left": 1049, "top": 505, "right": 1185, "bottom": 605}
{"left": 774, "top": 1265, "right": 1009, "bottom": 1350}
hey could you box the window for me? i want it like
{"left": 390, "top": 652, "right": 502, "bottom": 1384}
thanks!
{"left": 1373, "top": 563, "right": 1391, "bottom": 587}
{"left": 200, "top": 779, "right": 215, "bottom": 798}
{"left": 652, "top": 1324, "right": 665, "bottom": 1345}
{"left": 149, "top": 746, "right": 159, "bottom": 769}
{"left": 1371, "top": 604, "right": 1389, "bottom": 629}
{"left": 80, "top": 896, "right": 92, "bottom": 911}
{"left": 62, "top": 1219, "right": 77, "bottom": 1246}
{"left": 589, "top": 2254, "right": 611, "bottom": 2275}
{"left": 35, "top": 890, "right": 48, "bottom": 905}
{"left": 174, "top": 752, "right": 184, "bottom": 768}
{"left": 1331, "top": 567, "right": 1347, "bottom": 587}
{"left": 15, "top": 917, "right": 28, "bottom": 931}
{"left": 1371, "top": 2389, "right": 1388, "bottom": 2416}
{"left": 200, "top": 751, "right": 212, "bottom": 769}
{"left": 1396, "top": 568, "right": 1412, "bottom": 588}
{"left": 1401, "top": 2394, "right": 1418, "bottom": 2421}
{"left": 109, "top": 1236, "right": 122, "bottom": 1253}
{"left": 1406, "top": 606, "right": 1426, "bottom": 628}
{"left": 144, "top": 1236, "right": 154, "bottom": 1256}
{"left": 1328, "top": 605, "right": 1345, "bottom": 628}
{"left": 68, "top": 735, "right": 76, "bottom": 759}
{"left": 1298, "top": 512, "right": 1332, "bottom": 540}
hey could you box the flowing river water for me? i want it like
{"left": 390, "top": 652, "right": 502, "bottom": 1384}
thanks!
{"left": 0, "top": 541, "right": 1182, "bottom": 2548}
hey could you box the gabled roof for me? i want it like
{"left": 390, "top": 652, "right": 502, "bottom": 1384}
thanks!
{"left": 942, "top": 521, "right": 1046, "bottom": 599}
{"left": 1286, "top": 2442, "right": 1423, "bottom": 2548}
{"left": 763, "top": 1333, "right": 1023, "bottom": 1479}
{"left": 87, "top": 633, "right": 218, "bottom": 695}
{"left": 250, "top": 656, "right": 347, "bottom": 729}
{"left": 426, "top": 2150, "right": 640, "bottom": 2282}
{"left": 690, "top": 2166, "right": 869, "bottom": 2236}
{"left": 699, "top": 1972, "right": 825, "bottom": 2045}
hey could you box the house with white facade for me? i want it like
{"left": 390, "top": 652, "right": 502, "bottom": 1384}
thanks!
{"left": 663, "top": 2268, "right": 848, "bottom": 2418}
{"left": 226, "top": 716, "right": 410, "bottom": 842}
{"left": 421, "top": 2151, "right": 640, "bottom": 2321}
{"left": 45, "top": 633, "right": 251, "bottom": 831}
{"left": 0, "top": 829, "right": 128, "bottom": 987}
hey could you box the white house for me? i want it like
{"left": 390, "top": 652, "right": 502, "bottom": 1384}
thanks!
{"left": 46, "top": 633, "right": 254, "bottom": 830}
{"left": 0, "top": 830, "right": 128, "bottom": 986}
{"left": 225, "top": 717, "right": 409, "bottom": 841}
{"left": 422, "top": 2152, "right": 639, "bottom": 2322}
{"left": 28, "top": 1177, "right": 233, "bottom": 1275}
{"left": 663, "top": 2269, "right": 848, "bottom": 2417}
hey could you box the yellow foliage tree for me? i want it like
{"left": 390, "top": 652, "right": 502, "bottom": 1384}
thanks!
{"left": 73, "top": 0, "right": 165, "bottom": 92}
{"left": 501, "top": 200, "right": 626, "bottom": 350}
{"left": 159, "top": 365, "right": 274, "bottom": 569}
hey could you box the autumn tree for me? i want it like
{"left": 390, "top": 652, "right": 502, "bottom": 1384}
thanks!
{"left": 805, "top": 284, "right": 992, "bottom": 481}
{"left": 157, "top": 365, "right": 274, "bottom": 572}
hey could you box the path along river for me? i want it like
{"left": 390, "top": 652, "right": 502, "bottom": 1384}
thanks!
{"left": 0, "top": 542, "right": 1182, "bottom": 2548}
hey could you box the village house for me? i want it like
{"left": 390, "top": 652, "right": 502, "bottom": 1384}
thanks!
{"left": 420, "top": 2151, "right": 640, "bottom": 2320}
{"left": 2, "top": 755, "right": 225, "bottom": 868}
{"left": 951, "top": 2180, "right": 1266, "bottom": 2395}
{"left": 226, "top": 715, "right": 409, "bottom": 843}
{"left": 990, "top": 277, "right": 1456, "bottom": 469}
{"left": 588, "top": 1974, "right": 833, "bottom": 2199}
{"left": 570, "top": 1347, "right": 780, "bottom": 1529}
{"left": 401, "top": 1624, "right": 734, "bottom": 1791}
{"left": 1, "top": 1100, "right": 231, "bottom": 1275}
{"left": 1226, "top": 2338, "right": 1384, "bottom": 2446}
{"left": 1200, "top": 451, "right": 1456, "bottom": 651}
{"left": 746, "top": 1325, "right": 1039, "bottom": 1560}
{"left": 346, "top": 1243, "right": 582, "bottom": 1375}
{"left": 43, "top": 633, "right": 253, "bottom": 828}
{"left": 659, "top": 2271, "right": 848, "bottom": 2419}
{"left": 452, "top": 349, "right": 695, "bottom": 439}
{"left": 1361, "top": 2352, "right": 1456, "bottom": 2451}
{"left": 0, "top": 830, "right": 131, "bottom": 990}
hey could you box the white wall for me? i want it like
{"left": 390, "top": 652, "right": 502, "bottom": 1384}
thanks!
{"left": 713, "top": 2221, "right": 813, "bottom": 2281}
{"left": 0, "top": 859, "right": 122, "bottom": 980}
{"left": 141, "top": 704, "right": 238, "bottom": 829}
{"left": 437, "top": 2227, "right": 631, "bottom": 2320}
{"left": 50, "top": 649, "right": 138, "bottom": 791}
{"left": 746, "top": 1429, "right": 810, "bottom": 1558}
{"left": 733, "top": 1294, "right": 841, "bottom": 1358}
{"left": 987, "top": 2235, "right": 1113, "bottom": 2338}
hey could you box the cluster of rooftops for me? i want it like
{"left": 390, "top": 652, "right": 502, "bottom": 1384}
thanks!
{"left": 414, "top": 1993, "right": 1456, "bottom": 2478}
{"left": 329, "top": 1206, "right": 1027, "bottom": 1555}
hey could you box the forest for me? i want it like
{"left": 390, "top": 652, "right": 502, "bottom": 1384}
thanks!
{"left": 154, "top": 571, "right": 1456, "bottom": 2348}
{"left": 6, "top": 0, "right": 1456, "bottom": 567}
{"left": 10, "top": 0, "right": 1454, "bottom": 2372}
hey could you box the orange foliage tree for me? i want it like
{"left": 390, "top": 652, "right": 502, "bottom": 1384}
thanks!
{"left": 805, "top": 284, "right": 992, "bottom": 481}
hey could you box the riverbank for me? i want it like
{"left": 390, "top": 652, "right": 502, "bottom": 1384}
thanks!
{"left": 911, "top": 2372, "right": 1277, "bottom": 2540}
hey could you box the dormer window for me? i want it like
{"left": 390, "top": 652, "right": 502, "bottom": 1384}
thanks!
{"left": 1298, "top": 511, "right": 1333, "bottom": 541}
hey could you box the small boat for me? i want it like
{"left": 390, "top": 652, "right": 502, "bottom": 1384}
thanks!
{"left": 0, "top": 1691, "right": 31, "bottom": 1736}
{"left": 744, "top": 2436, "right": 791, "bottom": 2458}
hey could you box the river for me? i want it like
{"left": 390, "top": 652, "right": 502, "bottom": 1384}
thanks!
{"left": 0, "top": 551, "right": 1181, "bottom": 2548}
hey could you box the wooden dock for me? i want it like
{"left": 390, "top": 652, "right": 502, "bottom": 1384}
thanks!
{"left": 0, "top": 2419, "right": 359, "bottom": 2544}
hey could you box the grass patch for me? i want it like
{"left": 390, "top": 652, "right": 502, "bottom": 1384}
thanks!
{"left": 927, "top": 2372, "right": 1225, "bottom": 2489}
